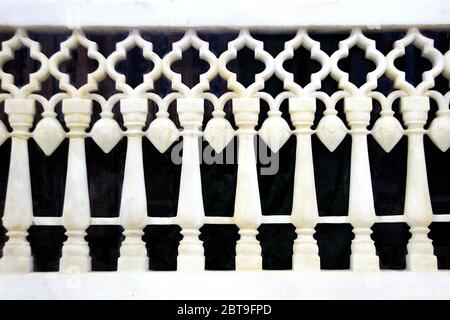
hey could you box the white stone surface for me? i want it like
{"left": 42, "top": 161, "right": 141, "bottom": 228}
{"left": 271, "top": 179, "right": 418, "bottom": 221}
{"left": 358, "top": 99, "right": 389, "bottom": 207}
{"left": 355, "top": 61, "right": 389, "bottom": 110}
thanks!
{"left": 0, "top": 0, "right": 448, "bottom": 29}
{"left": 1, "top": 271, "right": 450, "bottom": 300}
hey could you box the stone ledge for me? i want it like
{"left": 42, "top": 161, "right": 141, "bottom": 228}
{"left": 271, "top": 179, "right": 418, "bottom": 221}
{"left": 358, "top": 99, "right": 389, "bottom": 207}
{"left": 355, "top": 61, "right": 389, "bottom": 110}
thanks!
{"left": 1, "top": 271, "right": 449, "bottom": 300}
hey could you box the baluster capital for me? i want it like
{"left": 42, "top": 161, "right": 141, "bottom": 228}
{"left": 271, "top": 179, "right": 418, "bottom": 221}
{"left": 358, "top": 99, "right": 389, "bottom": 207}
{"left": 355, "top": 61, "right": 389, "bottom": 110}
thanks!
{"left": 400, "top": 96, "right": 429, "bottom": 130}
{"left": 177, "top": 98, "right": 203, "bottom": 131}
{"left": 62, "top": 98, "right": 92, "bottom": 135}
{"left": 120, "top": 98, "right": 148, "bottom": 133}
{"left": 289, "top": 97, "right": 316, "bottom": 130}
{"left": 344, "top": 96, "right": 372, "bottom": 131}
{"left": 232, "top": 97, "right": 259, "bottom": 130}
{"left": 5, "top": 98, "right": 35, "bottom": 135}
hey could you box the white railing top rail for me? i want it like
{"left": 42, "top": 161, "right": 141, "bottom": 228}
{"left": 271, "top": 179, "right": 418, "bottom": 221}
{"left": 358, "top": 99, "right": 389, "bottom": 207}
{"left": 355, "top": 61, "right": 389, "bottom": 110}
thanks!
{"left": 0, "top": 0, "right": 449, "bottom": 31}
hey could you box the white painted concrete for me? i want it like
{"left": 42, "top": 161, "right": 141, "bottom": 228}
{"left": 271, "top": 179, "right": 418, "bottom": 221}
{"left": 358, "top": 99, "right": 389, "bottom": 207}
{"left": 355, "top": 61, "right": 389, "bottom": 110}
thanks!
{"left": 0, "top": 271, "right": 449, "bottom": 299}
{"left": 0, "top": 0, "right": 448, "bottom": 30}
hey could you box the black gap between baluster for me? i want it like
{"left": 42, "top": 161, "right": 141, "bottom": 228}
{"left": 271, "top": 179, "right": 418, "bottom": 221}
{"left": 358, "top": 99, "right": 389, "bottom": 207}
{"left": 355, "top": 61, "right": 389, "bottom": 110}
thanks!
{"left": 258, "top": 223, "right": 296, "bottom": 270}
{"left": 372, "top": 223, "right": 410, "bottom": 270}
{"left": 86, "top": 138, "right": 126, "bottom": 218}
{"left": 29, "top": 139, "right": 68, "bottom": 217}
{"left": 425, "top": 136, "right": 450, "bottom": 215}
{"left": 87, "top": 225, "right": 123, "bottom": 271}
{"left": 258, "top": 136, "right": 295, "bottom": 215}
{"left": 201, "top": 224, "right": 239, "bottom": 270}
{"left": 143, "top": 138, "right": 181, "bottom": 218}
{"left": 28, "top": 225, "right": 66, "bottom": 272}
{"left": 144, "top": 224, "right": 182, "bottom": 271}
{"left": 316, "top": 223, "right": 354, "bottom": 270}
{"left": 0, "top": 137, "right": 8, "bottom": 258}
{"left": 430, "top": 222, "right": 450, "bottom": 269}
{"left": 368, "top": 136, "right": 407, "bottom": 216}
{"left": 201, "top": 137, "right": 238, "bottom": 217}
{"left": 313, "top": 135, "right": 351, "bottom": 216}
{"left": 0, "top": 139, "right": 11, "bottom": 221}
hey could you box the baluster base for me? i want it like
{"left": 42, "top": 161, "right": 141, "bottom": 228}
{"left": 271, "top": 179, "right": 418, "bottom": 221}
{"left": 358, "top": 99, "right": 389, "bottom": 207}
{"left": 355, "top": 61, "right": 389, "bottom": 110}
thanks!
{"left": 235, "top": 229, "right": 262, "bottom": 271}
{"left": 235, "top": 255, "right": 263, "bottom": 271}
{"left": 177, "top": 230, "right": 205, "bottom": 271}
{"left": 0, "top": 256, "right": 33, "bottom": 273}
{"left": 350, "top": 228, "right": 379, "bottom": 271}
{"left": 60, "top": 233, "right": 91, "bottom": 272}
{"left": 118, "top": 256, "right": 149, "bottom": 272}
{"left": 350, "top": 255, "right": 379, "bottom": 271}
{"left": 0, "top": 233, "right": 33, "bottom": 273}
{"left": 177, "top": 256, "right": 205, "bottom": 271}
{"left": 118, "top": 231, "right": 148, "bottom": 272}
{"left": 406, "top": 227, "right": 438, "bottom": 271}
{"left": 292, "top": 255, "right": 320, "bottom": 271}
{"left": 292, "top": 229, "right": 320, "bottom": 271}
{"left": 60, "top": 256, "right": 91, "bottom": 273}
{"left": 406, "top": 254, "right": 437, "bottom": 271}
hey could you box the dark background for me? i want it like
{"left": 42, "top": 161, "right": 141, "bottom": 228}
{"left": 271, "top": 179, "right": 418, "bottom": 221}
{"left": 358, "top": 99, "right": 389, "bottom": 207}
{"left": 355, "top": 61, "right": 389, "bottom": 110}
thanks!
{"left": 0, "top": 30, "right": 449, "bottom": 271}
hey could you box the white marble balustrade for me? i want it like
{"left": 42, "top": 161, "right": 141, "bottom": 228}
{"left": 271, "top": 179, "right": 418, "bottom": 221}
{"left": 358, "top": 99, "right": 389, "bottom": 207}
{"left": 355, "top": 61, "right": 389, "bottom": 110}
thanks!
{"left": 0, "top": 28, "right": 449, "bottom": 276}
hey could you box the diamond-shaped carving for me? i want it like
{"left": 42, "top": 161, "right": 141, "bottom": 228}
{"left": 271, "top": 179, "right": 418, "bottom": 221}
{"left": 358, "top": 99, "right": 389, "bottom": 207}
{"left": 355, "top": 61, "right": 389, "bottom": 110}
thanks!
{"left": 146, "top": 117, "right": 180, "bottom": 153}
{"left": 33, "top": 117, "right": 66, "bottom": 156}
{"left": 316, "top": 115, "right": 348, "bottom": 152}
{"left": 204, "top": 117, "right": 235, "bottom": 154}
{"left": 428, "top": 115, "right": 450, "bottom": 152}
{"left": 0, "top": 121, "right": 9, "bottom": 146}
{"left": 371, "top": 116, "right": 404, "bottom": 153}
{"left": 91, "top": 118, "right": 123, "bottom": 154}
{"left": 258, "top": 116, "right": 291, "bottom": 153}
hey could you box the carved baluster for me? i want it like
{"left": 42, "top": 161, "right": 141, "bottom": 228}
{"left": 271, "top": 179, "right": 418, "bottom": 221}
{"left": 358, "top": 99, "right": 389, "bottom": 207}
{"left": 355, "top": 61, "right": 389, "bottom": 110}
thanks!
{"left": 162, "top": 30, "right": 219, "bottom": 271}
{"left": 59, "top": 99, "right": 92, "bottom": 272}
{"left": 401, "top": 96, "right": 437, "bottom": 270}
{"left": 117, "top": 98, "right": 149, "bottom": 271}
{"left": 176, "top": 98, "right": 205, "bottom": 271}
{"left": 49, "top": 30, "right": 106, "bottom": 272}
{"left": 105, "top": 30, "right": 164, "bottom": 271}
{"left": 0, "top": 29, "right": 48, "bottom": 273}
{"left": 330, "top": 29, "right": 386, "bottom": 271}
{"left": 386, "top": 29, "right": 444, "bottom": 271}
{"left": 218, "top": 30, "right": 274, "bottom": 271}
{"left": 289, "top": 97, "right": 320, "bottom": 270}
{"left": 0, "top": 99, "right": 34, "bottom": 273}
{"left": 274, "top": 30, "right": 331, "bottom": 271}
{"left": 345, "top": 96, "right": 379, "bottom": 270}
{"left": 232, "top": 97, "right": 262, "bottom": 270}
